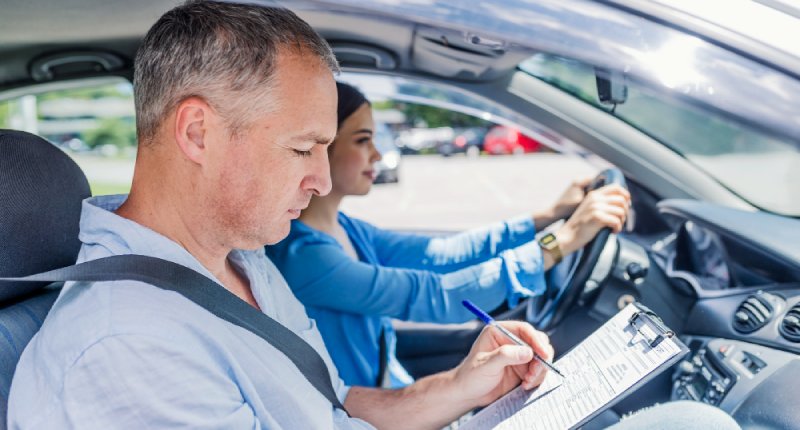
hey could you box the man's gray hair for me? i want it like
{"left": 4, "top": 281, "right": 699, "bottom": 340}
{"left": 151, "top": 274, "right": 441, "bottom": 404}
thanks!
{"left": 134, "top": 0, "right": 339, "bottom": 145}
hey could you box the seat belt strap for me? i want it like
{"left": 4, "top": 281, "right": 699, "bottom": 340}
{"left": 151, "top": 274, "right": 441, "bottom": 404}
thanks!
{"left": 1, "top": 254, "right": 348, "bottom": 414}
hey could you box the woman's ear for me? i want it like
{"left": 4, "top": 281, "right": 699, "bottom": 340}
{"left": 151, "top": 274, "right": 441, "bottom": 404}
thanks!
{"left": 173, "top": 97, "right": 212, "bottom": 164}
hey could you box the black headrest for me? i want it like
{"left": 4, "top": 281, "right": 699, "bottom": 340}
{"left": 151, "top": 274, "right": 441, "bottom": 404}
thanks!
{"left": 0, "top": 130, "right": 90, "bottom": 303}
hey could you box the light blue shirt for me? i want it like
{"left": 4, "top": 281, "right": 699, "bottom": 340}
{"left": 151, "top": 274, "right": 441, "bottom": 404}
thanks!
{"left": 266, "top": 212, "right": 546, "bottom": 388}
{"left": 8, "top": 195, "right": 373, "bottom": 429}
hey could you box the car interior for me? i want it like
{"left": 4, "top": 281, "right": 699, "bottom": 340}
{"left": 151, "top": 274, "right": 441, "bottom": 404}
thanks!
{"left": 1, "top": 1, "right": 799, "bottom": 429}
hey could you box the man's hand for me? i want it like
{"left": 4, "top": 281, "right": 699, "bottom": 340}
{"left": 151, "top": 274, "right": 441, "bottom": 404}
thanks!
{"left": 345, "top": 321, "right": 554, "bottom": 430}
{"left": 452, "top": 321, "right": 554, "bottom": 408}
{"left": 556, "top": 184, "right": 630, "bottom": 255}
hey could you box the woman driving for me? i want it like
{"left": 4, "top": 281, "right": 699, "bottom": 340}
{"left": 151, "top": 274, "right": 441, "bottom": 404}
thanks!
{"left": 266, "top": 82, "right": 629, "bottom": 387}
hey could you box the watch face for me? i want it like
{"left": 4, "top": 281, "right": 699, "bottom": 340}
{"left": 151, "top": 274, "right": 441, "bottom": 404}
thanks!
{"left": 540, "top": 233, "right": 556, "bottom": 247}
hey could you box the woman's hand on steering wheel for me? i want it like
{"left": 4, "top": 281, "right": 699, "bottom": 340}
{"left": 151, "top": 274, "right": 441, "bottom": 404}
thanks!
{"left": 528, "top": 169, "right": 629, "bottom": 331}
{"left": 555, "top": 184, "right": 631, "bottom": 256}
{"left": 550, "top": 176, "right": 594, "bottom": 220}
{"left": 533, "top": 177, "right": 594, "bottom": 229}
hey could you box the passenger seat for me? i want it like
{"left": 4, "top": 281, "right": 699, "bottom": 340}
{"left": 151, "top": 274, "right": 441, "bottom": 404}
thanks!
{"left": 0, "top": 129, "right": 91, "bottom": 428}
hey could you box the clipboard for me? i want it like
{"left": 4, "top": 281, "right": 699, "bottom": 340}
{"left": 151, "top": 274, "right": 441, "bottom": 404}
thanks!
{"left": 461, "top": 302, "right": 689, "bottom": 430}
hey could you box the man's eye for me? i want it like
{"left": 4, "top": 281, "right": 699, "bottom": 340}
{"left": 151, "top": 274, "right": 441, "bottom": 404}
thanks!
{"left": 356, "top": 137, "right": 371, "bottom": 145}
{"left": 293, "top": 149, "right": 313, "bottom": 158}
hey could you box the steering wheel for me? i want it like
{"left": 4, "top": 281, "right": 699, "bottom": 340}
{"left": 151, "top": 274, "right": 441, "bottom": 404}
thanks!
{"left": 526, "top": 168, "right": 627, "bottom": 331}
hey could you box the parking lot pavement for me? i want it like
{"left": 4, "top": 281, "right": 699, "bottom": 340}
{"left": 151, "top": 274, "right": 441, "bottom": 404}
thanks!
{"left": 341, "top": 153, "right": 599, "bottom": 231}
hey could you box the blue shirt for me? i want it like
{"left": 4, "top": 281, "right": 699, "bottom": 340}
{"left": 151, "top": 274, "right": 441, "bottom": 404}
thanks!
{"left": 265, "top": 212, "right": 546, "bottom": 388}
{"left": 9, "top": 195, "right": 373, "bottom": 429}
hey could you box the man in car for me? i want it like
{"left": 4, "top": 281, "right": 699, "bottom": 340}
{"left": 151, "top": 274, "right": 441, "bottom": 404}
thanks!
{"left": 8, "top": 1, "right": 740, "bottom": 429}
{"left": 8, "top": 2, "right": 551, "bottom": 428}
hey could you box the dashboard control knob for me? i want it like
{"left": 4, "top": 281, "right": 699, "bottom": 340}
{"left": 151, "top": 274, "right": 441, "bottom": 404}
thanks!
{"left": 626, "top": 262, "right": 648, "bottom": 281}
{"left": 678, "top": 360, "right": 697, "bottom": 376}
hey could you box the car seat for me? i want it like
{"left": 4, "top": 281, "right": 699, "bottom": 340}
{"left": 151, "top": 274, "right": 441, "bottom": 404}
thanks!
{"left": 0, "top": 129, "right": 91, "bottom": 428}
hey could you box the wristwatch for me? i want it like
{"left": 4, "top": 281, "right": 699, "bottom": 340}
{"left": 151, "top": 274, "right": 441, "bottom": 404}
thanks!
{"left": 538, "top": 232, "right": 563, "bottom": 265}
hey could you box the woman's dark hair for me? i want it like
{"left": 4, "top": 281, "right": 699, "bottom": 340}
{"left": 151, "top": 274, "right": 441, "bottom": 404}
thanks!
{"left": 336, "top": 81, "right": 370, "bottom": 128}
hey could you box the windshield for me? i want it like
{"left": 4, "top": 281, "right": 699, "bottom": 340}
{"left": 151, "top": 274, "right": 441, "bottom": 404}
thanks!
{"left": 520, "top": 53, "right": 800, "bottom": 217}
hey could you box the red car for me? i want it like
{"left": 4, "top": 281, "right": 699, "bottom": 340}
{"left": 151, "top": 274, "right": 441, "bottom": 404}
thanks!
{"left": 483, "top": 125, "right": 541, "bottom": 155}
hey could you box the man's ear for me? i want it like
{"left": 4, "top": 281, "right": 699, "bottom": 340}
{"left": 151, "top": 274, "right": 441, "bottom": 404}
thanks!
{"left": 174, "top": 97, "right": 213, "bottom": 164}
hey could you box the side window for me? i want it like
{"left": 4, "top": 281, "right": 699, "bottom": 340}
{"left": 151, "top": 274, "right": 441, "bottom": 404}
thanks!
{"left": 0, "top": 78, "right": 135, "bottom": 196}
{"left": 338, "top": 74, "right": 599, "bottom": 231}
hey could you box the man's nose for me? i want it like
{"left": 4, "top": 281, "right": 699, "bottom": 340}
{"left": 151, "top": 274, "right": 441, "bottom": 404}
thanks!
{"left": 303, "top": 150, "right": 332, "bottom": 196}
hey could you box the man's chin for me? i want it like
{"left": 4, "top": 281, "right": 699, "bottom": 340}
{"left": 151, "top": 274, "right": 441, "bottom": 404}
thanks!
{"left": 263, "top": 224, "right": 291, "bottom": 246}
{"left": 230, "top": 225, "right": 290, "bottom": 250}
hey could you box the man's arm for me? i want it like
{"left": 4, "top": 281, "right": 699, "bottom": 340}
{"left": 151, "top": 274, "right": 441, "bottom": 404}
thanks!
{"left": 54, "top": 333, "right": 259, "bottom": 429}
{"left": 345, "top": 321, "right": 553, "bottom": 430}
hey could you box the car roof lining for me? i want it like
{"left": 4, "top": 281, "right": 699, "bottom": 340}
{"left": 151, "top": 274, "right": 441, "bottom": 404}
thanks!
{"left": 1, "top": 3, "right": 531, "bottom": 90}
{"left": 0, "top": 0, "right": 172, "bottom": 90}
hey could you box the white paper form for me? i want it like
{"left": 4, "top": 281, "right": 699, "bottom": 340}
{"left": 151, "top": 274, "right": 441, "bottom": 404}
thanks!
{"left": 461, "top": 304, "right": 683, "bottom": 430}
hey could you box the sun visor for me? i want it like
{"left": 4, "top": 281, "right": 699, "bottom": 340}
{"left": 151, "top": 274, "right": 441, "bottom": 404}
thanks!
{"left": 411, "top": 26, "right": 533, "bottom": 81}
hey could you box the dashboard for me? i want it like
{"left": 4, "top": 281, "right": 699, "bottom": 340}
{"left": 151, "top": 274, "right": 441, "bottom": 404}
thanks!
{"left": 655, "top": 199, "right": 800, "bottom": 352}
{"left": 598, "top": 198, "right": 800, "bottom": 429}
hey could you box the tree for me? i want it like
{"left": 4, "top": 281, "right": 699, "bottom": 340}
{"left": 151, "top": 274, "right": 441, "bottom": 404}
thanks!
{"left": 399, "top": 103, "right": 490, "bottom": 128}
{"left": 83, "top": 118, "right": 136, "bottom": 149}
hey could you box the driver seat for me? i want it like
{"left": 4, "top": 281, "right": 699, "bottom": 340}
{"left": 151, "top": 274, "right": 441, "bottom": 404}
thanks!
{"left": 0, "top": 129, "right": 91, "bottom": 428}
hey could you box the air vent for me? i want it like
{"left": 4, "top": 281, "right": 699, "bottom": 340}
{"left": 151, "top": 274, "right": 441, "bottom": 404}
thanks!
{"left": 733, "top": 292, "right": 777, "bottom": 333}
{"left": 780, "top": 303, "right": 800, "bottom": 342}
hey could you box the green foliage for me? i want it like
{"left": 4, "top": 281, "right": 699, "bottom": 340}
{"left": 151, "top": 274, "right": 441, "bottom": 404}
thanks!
{"left": 83, "top": 118, "right": 136, "bottom": 148}
{"left": 0, "top": 102, "right": 11, "bottom": 128}
{"left": 89, "top": 181, "right": 132, "bottom": 196}
{"left": 398, "top": 103, "right": 490, "bottom": 128}
{"left": 372, "top": 100, "right": 394, "bottom": 110}
{"left": 390, "top": 82, "right": 495, "bottom": 128}
{"left": 36, "top": 84, "right": 132, "bottom": 103}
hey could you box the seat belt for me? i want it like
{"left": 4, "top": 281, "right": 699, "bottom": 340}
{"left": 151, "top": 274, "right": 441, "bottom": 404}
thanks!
{"left": 1, "top": 254, "right": 347, "bottom": 414}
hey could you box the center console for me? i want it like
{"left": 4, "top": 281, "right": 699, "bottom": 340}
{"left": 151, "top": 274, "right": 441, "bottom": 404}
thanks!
{"left": 672, "top": 336, "right": 799, "bottom": 424}
{"left": 673, "top": 339, "right": 737, "bottom": 405}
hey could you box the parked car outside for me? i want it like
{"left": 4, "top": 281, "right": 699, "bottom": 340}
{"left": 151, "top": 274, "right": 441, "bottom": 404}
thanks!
{"left": 483, "top": 125, "right": 542, "bottom": 155}
{"left": 437, "top": 126, "right": 488, "bottom": 157}
{"left": 394, "top": 126, "right": 454, "bottom": 154}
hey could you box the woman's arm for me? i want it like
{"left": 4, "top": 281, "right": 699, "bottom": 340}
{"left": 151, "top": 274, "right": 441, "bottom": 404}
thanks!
{"left": 367, "top": 215, "right": 537, "bottom": 273}
{"left": 278, "top": 238, "right": 546, "bottom": 323}
{"left": 366, "top": 176, "right": 598, "bottom": 272}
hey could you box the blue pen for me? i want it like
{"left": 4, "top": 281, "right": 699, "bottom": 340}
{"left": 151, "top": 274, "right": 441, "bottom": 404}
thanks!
{"left": 462, "top": 299, "right": 565, "bottom": 379}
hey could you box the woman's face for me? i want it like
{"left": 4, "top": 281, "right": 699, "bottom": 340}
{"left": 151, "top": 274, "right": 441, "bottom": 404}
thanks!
{"left": 329, "top": 102, "right": 382, "bottom": 197}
